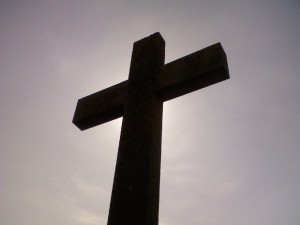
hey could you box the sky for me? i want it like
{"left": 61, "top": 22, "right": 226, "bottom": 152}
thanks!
{"left": 1, "top": 0, "right": 300, "bottom": 225}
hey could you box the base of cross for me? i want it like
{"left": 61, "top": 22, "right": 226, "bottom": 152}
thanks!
{"left": 73, "top": 32, "right": 229, "bottom": 225}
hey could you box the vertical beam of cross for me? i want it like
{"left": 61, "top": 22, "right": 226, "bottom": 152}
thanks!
{"left": 107, "top": 34, "right": 165, "bottom": 225}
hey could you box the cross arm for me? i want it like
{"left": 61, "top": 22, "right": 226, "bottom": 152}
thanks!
{"left": 72, "top": 80, "right": 128, "bottom": 130}
{"left": 72, "top": 42, "right": 229, "bottom": 131}
{"left": 157, "top": 42, "right": 229, "bottom": 102}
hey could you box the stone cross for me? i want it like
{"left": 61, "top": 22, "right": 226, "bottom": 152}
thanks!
{"left": 73, "top": 32, "right": 229, "bottom": 225}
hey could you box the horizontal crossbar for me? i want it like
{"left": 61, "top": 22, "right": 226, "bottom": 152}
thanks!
{"left": 73, "top": 43, "right": 229, "bottom": 130}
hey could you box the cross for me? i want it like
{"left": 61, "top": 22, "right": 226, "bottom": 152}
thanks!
{"left": 73, "top": 32, "right": 229, "bottom": 225}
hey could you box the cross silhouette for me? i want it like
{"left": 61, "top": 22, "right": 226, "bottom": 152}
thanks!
{"left": 73, "top": 32, "right": 229, "bottom": 225}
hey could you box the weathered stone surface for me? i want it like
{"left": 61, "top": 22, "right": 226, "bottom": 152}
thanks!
{"left": 72, "top": 32, "right": 230, "bottom": 225}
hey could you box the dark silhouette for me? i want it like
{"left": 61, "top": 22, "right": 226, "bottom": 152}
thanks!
{"left": 73, "top": 32, "right": 229, "bottom": 225}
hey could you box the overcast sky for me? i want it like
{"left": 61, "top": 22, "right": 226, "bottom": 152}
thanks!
{"left": 1, "top": 1, "right": 300, "bottom": 225}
